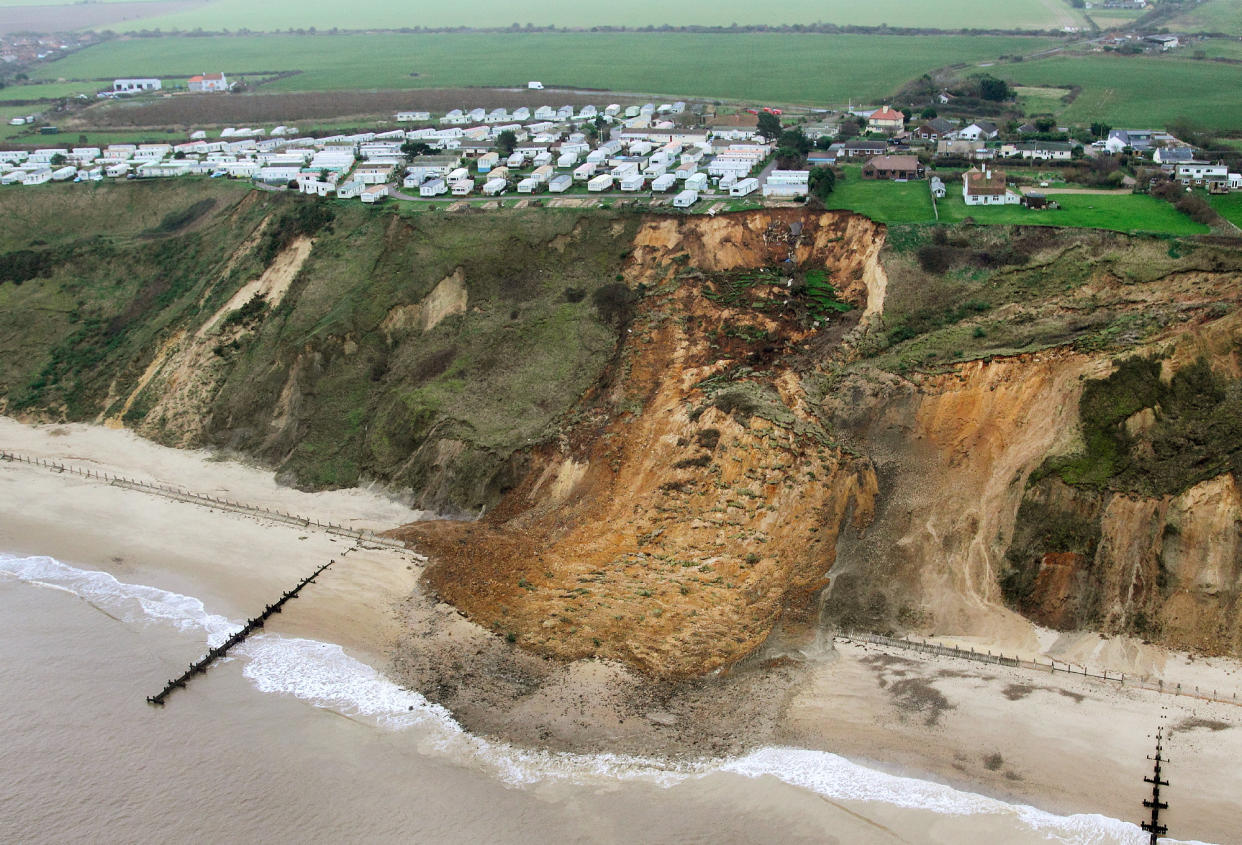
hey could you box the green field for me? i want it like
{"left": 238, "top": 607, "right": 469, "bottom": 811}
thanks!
{"left": 993, "top": 53, "right": 1242, "bottom": 129}
{"left": 0, "top": 81, "right": 103, "bottom": 103}
{"left": 823, "top": 165, "right": 1209, "bottom": 235}
{"left": 15, "top": 0, "right": 1090, "bottom": 32}
{"left": 1208, "top": 192, "right": 1242, "bottom": 229}
{"left": 935, "top": 190, "right": 1211, "bottom": 235}
{"left": 31, "top": 32, "right": 1058, "bottom": 104}
{"left": 824, "top": 167, "right": 937, "bottom": 223}
{"left": 1164, "top": 0, "right": 1242, "bottom": 34}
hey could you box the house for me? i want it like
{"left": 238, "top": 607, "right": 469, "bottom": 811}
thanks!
{"left": 1175, "top": 162, "right": 1228, "bottom": 188}
{"left": 866, "top": 106, "right": 905, "bottom": 134}
{"left": 113, "top": 78, "right": 161, "bottom": 93}
{"left": 958, "top": 121, "right": 999, "bottom": 142}
{"left": 1144, "top": 34, "right": 1179, "bottom": 50}
{"left": 187, "top": 72, "right": 228, "bottom": 93}
{"left": 807, "top": 150, "right": 836, "bottom": 166}
{"left": 861, "top": 155, "right": 922, "bottom": 181}
{"left": 1106, "top": 129, "right": 1155, "bottom": 153}
{"left": 1153, "top": 147, "right": 1196, "bottom": 167}
{"left": 841, "top": 139, "right": 887, "bottom": 158}
{"left": 914, "top": 118, "right": 956, "bottom": 142}
{"left": 929, "top": 176, "right": 946, "bottom": 198}
{"left": 1007, "top": 141, "right": 1073, "bottom": 161}
{"left": 962, "top": 167, "right": 1020, "bottom": 205}
{"left": 361, "top": 184, "right": 390, "bottom": 204}
{"left": 672, "top": 189, "right": 698, "bottom": 208}
{"left": 708, "top": 113, "right": 759, "bottom": 140}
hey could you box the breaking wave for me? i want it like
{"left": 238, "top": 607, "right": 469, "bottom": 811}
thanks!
{"left": 0, "top": 553, "right": 1206, "bottom": 845}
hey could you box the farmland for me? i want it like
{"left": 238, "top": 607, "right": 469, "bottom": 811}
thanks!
{"left": 1, "top": 0, "right": 1091, "bottom": 32}
{"left": 992, "top": 53, "right": 1242, "bottom": 130}
{"left": 1164, "top": 0, "right": 1242, "bottom": 35}
{"left": 1208, "top": 192, "right": 1242, "bottom": 230}
{"left": 30, "top": 32, "right": 1059, "bottom": 104}
{"left": 823, "top": 167, "right": 936, "bottom": 223}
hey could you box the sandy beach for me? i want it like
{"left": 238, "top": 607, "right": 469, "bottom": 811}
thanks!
{"left": 3, "top": 415, "right": 1241, "bottom": 843}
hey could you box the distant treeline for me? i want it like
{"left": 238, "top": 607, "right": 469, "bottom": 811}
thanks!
{"left": 94, "top": 24, "right": 1077, "bottom": 39}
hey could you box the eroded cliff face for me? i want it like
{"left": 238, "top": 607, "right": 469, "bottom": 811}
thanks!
{"left": 403, "top": 210, "right": 884, "bottom": 677}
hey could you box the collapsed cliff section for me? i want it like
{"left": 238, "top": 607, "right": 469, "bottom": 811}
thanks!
{"left": 818, "top": 225, "right": 1242, "bottom": 656}
{"left": 401, "top": 209, "right": 884, "bottom": 677}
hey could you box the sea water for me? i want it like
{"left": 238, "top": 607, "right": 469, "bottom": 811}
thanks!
{"left": 0, "top": 553, "right": 1203, "bottom": 844}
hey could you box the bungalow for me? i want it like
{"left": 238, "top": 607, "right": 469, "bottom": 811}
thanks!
{"left": 914, "top": 118, "right": 956, "bottom": 142}
{"left": 708, "top": 113, "right": 759, "bottom": 141}
{"left": 1153, "top": 147, "right": 1196, "bottom": 167}
{"left": 841, "top": 139, "right": 887, "bottom": 158}
{"left": 962, "top": 167, "right": 1019, "bottom": 205}
{"left": 113, "top": 78, "right": 161, "bottom": 93}
{"left": 958, "top": 121, "right": 999, "bottom": 142}
{"left": 187, "top": 72, "right": 228, "bottom": 93}
{"left": 866, "top": 105, "right": 905, "bottom": 134}
{"left": 1004, "top": 141, "right": 1073, "bottom": 161}
{"left": 807, "top": 150, "right": 835, "bottom": 166}
{"left": 861, "top": 155, "right": 922, "bottom": 181}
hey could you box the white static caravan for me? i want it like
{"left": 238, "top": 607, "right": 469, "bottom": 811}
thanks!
{"left": 556, "top": 152, "right": 578, "bottom": 169}
{"left": 335, "top": 180, "right": 365, "bottom": 199}
{"left": 420, "top": 178, "right": 448, "bottom": 197}
{"left": 446, "top": 167, "right": 470, "bottom": 184}
{"left": 672, "top": 189, "right": 698, "bottom": 208}
{"left": 517, "top": 177, "right": 538, "bottom": 193}
{"left": 506, "top": 152, "right": 525, "bottom": 168}
{"left": 105, "top": 163, "right": 130, "bottom": 178}
{"left": 483, "top": 177, "right": 506, "bottom": 196}
{"left": 21, "top": 168, "right": 52, "bottom": 185}
{"left": 361, "top": 184, "right": 390, "bottom": 204}
{"left": 619, "top": 174, "right": 644, "bottom": 192}
{"left": 451, "top": 178, "right": 475, "bottom": 196}
{"left": 729, "top": 177, "right": 759, "bottom": 197}
{"left": 530, "top": 165, "right": 554, "bottom": 184}
{"left": 650, "top": 173, "right": 677, "bottom": 192}
{"left": 573, "top": 162, "right": 597, "bottom": 182}
{"left": 587, "top": 173, "right": 613, "bottom": 192}
{"left": 684, "top": 172, "right": 708, "bottom": 192}
{"left": 548, "top": 173, "right": 572, "bottom": 193}
{"left": 477, "top": 152, "right": 500, "bottom": 173}
{"left": 51, "top": 166, "right": 77, "bottom": 181}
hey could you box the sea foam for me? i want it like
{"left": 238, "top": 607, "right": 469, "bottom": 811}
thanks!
{"left": 0, "top": 553, "right": 1208, "bottom": 845}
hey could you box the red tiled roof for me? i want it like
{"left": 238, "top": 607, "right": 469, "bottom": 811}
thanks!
{"left": 963, "top": 167, "right": 1008, "bottom": 196}
{"left": 869, "top": 106, "right": 904, "bottom": 123}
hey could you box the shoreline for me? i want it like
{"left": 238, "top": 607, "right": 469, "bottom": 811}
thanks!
{"left": 3, "top": 416, "right": 1239, "bottom": 843}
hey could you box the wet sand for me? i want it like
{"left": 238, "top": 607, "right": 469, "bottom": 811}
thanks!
{"left": 2, "top": 416, "right": 1238, "bottom": 843}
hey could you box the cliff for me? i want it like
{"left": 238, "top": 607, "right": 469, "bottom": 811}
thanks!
{"left": 4, "top": 182, "right": 1242, "bottom": 674}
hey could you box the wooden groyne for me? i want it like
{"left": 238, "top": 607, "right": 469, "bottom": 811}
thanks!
{"left": 0, "top": 450, "right": 414, "bottom": 555}
{"left": 146, "top": 559, "right": 334, "bottom": 706}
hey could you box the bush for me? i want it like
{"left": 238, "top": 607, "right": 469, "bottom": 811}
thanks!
{"left": 917, "top": 244, "right": 956, "bottom": 274}
{"left": 1175, "top": 195, "right": 1220, "bottom": 226}
{"left": 591, "top": 282, "right": 637, "bottom": 326}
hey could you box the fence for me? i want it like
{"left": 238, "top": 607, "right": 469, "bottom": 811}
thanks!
{"left": 1, "top": 450, "right": 416, "bottom": 556}
{"left": 836, "top": 631, "right": 1241, "bottom": 709}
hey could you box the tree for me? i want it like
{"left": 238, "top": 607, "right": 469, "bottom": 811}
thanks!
{"left": 1089, "top": 122, "right": 1111, "bottom": 139}
{"left": 814, "top": 135, "right": 833, "bottom": 151}
{"left": 978, "top": 75, "right": 1011, "bottom": 102}
{"left": 401, "top": 140, "right": 432, "bottom": 159}
{"left": 49, "top": 153, "right": 65, "bottom": 167}
{"left": 809, "top": 166, "right": 836, "bottom": 200}
{"left": 920, "top": 107, "right": 938, "bottom": 119}
{"left": 1035, "top": 117, "right": 1056, "bottom": 133}
{"left": 837, "top": 118, "right": 860, "bottom": 139}
{"left": 495, "top": 129, "right": 517, "bottom": 155}
{"left": 756, "top": 110, "right": 782, "bottom": 142}
{"left": 778, "top": 127, "right": 811, "bottom": 155}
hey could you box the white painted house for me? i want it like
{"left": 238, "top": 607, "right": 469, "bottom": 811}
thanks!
{"left": 113, "top": 78, "right": 161, "bottom": 93}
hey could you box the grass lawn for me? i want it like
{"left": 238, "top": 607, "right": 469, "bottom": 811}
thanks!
{"left": 823, "top": 166, "right": 935, "bottom": 223}
{"left": 1014, "top": 84, "right": 1069, "bottom": 116}
{"left": 1208, "top": 192, "right": 1242, "bottom": 230}
{"left": 41, "top": 0, "right": 1090, "bottom": 31}
{"left": 935, "top": 190, "right": 1210, "bottom": 235}
{"left": 993, "top": 53, "right": 1242, "bottom": 130}
{"left": 31, "top": 32, "right": 1059, "bottom": 104}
